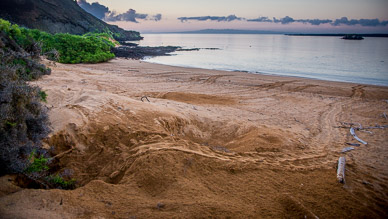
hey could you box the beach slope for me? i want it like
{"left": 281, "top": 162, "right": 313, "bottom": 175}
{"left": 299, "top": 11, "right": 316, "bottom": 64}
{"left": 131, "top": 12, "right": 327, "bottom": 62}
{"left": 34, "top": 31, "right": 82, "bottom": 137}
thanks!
{"left": 1, "top": 58, "right": 387, "bottom": 218}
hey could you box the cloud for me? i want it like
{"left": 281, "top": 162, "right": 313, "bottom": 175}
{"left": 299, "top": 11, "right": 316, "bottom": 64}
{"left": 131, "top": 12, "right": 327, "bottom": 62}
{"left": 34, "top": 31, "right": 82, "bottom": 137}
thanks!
{"left": 152, "top": 14, "right": 162, "bottom": 21}
{"left": 246, "top": 15, "right": 387, "bottom": 27}
{"left": 297, "top": 19, "right": 332, "bottom": 26}
{"left": 105, "top": 9, "right": 148, "bottom": 23}
{"left": 77, "top": 0, "right": 161, "bottom": 23}
{"left": 77, "top": 0, "right": 108, "bottom": 20}
{"left": 178, "top": 15, "right": 242, "bottom": 22}
{"left": 332, "top": 17, "right": 388, "bottom": 27}
{"left": 247, "top": 17, "right": 272, "bottom": 22}
{"left": 273, "top": 16, "right": 295, "bottom": 24}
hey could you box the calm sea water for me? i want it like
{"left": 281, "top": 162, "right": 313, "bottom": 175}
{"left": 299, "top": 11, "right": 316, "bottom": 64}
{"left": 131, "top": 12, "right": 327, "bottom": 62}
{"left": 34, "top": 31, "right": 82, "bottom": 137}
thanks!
{"left": 137, "top": 34, "right": 388, "bottom": 86}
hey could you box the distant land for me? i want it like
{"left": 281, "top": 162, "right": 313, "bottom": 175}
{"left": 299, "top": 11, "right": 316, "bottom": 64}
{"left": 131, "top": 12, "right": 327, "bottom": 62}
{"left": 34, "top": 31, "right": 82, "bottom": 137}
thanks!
{"left": 287, "top": 33, "right": 388, "bottom": 37}
{"left": 154, "top": 29, "right": 290, "bottom": 35}
{"left": 147, "top": 29, "right": 388, "bottom": 37}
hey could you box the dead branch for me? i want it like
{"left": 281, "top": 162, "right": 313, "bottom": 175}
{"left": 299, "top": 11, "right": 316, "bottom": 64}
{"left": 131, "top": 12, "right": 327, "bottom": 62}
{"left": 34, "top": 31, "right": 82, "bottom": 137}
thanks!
{"left": 337, "top": 157, "right": 346, "bottom": 183}
{"left": 350, "top": 127, "right": 367, "bottom": 145}
{"left": 342, "top": 147, "right": 354, "bottom": 153}
{"left": 141, "top": 96, "right": 150, "bottom": 102}
{"left": 52, "top": 148, "right": 74, "bottom": 160}
{"left": 336, "top": 122, "right": 388, "bottom": 130}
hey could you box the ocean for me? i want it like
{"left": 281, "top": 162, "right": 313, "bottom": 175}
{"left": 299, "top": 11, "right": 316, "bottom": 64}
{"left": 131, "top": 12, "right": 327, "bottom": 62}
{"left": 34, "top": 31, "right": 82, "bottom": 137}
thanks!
{"left": 137, "top": 34, "right": 388, "bottom": 86}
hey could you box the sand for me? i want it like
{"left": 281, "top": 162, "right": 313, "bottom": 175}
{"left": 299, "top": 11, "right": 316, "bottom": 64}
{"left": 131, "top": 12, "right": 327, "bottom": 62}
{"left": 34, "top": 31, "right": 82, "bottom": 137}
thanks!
{"left": 1, "top": 58, "right": 388, "bottom": 218}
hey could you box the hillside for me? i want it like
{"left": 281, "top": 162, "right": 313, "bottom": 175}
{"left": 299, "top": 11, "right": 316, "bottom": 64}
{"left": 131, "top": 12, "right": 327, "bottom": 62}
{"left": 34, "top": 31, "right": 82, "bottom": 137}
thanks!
{"left": 0, "top": 0, "right": 142, "bottom": 41}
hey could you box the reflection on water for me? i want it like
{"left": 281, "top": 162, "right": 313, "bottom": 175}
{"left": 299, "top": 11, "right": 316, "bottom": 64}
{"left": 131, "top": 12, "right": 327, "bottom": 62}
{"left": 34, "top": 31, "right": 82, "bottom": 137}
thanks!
{"left": 138, "top": 34, "right": 388, "bottom": 86}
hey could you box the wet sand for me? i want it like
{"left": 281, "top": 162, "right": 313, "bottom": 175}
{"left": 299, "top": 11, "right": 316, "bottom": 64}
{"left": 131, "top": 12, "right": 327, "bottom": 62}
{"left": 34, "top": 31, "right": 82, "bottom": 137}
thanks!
{"left": 1, "top": 58, "right": 388, "bottom": 218}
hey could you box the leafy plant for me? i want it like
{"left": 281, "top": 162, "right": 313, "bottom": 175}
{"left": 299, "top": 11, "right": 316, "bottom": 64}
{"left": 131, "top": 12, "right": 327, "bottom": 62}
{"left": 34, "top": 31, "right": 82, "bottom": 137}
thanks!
{"left": 5, "top": 121, "right": 17, "bottom": 127}
{"left": 39, "top": 90, "right": 48, "bottom": 102}
{"left": 47, "top": 174, "right": 76, "bottom": 190}
{"left": 0, "top": 20, "right": 50, "bottom": 176}
{"left": 25, "top": 150, "right": 50, "bottom": 173}
{"left": 1, "top": 18, "right": 116, "bottom": 64}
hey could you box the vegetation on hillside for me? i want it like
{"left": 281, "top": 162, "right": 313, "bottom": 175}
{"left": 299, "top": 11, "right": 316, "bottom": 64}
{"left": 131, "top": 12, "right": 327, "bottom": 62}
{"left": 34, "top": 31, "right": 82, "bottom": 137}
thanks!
{"left": 0, "top": 26, "right": 50, "bottom": 176}
{"left": 0, "top": 18, "right": 116, "bottom": 64}
{"left": 0, "top": 19, "right": 79, "bottom": 189}
{"left": 0, "top": 0, "right": 142, "bottom": 41}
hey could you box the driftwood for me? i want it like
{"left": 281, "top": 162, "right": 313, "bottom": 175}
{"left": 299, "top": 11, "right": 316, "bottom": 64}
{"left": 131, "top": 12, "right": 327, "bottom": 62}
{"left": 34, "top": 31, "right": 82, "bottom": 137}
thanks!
{"left": 346, "top": 142, "right": 360, "bottom": 147}
{"left": 141, "top": 96, "right": 150, "bottom": 102}
{"left": 360, "top": 130, "right": 373, "bottom": 134}
{"left": 350, "top": 127, "right": 367, "bottom": 145}
{"left": 342, "top": 147, "right": 354, "bottom": 153}
{"left": 337, "top": 157, "right": 346, "bottom": 183}
{"left": 337, "top": 122, "right": 388, "bottom": 130}
{"left": 52, "top": 148, "right": 74, "bottom": 160}
{"left": 361, "top": 125, "right": 388, "bottom": 129}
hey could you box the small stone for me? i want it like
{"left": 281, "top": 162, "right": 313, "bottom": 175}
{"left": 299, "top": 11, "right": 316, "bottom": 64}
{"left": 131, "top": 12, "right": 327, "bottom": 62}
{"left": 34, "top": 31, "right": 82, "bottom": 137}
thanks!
{"left": 156, "top": 202, "right": 165, "bottom": 209}
{"left": 362, "top": 180, "right": 372, "bottom": 186}
{"left": 109, "top": 171, "right": 120, "bottom": 179}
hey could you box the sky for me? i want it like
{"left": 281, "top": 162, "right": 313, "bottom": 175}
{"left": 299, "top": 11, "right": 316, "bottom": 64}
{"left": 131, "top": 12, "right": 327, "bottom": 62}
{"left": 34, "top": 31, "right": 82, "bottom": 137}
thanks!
{"left": 78, "top": 0, "right": 388, "bottom": 33}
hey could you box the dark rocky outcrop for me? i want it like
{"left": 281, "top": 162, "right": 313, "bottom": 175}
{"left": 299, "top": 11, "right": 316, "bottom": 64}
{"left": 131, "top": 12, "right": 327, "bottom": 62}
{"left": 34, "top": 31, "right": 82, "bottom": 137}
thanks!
{"left": 0, "top": 0, "right": 142, "bottom": 41}
{"left": 112, "top": 46, "right": 180, "bottom": 59}
{"left": 342, "top": 34, "right": 364, "bottom": 40}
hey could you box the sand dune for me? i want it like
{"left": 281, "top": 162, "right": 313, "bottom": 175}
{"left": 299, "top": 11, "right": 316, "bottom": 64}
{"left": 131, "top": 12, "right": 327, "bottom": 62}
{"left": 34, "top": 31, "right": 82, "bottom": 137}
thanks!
{"left": 1, "top": 58, "right": 388, "bottom": 218}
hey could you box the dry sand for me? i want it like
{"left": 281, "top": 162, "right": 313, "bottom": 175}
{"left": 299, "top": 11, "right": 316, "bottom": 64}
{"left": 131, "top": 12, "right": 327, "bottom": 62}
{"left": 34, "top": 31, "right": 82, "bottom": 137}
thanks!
{"left": 1, "top": 58, "right": 388, "bottom": 218}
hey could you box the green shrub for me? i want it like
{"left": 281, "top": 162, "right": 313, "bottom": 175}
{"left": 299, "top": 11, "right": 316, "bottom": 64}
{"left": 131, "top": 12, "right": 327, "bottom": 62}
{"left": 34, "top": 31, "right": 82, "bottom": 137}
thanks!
{"left": 47, "top": 174, "right": 76, "bottom": 190}
{"left": 0, "top": 18, "right": 110, "bottom": 189}
{"left": 25, "top": 150, "right": 49, "bottom": 173}
{"left": 39, "top": 91, "right": 48, "bottom": 102}
{"left": 43, "top": 33, "right": 115, "bottom": 63}
{"left": 0, "top": 24, "right": 50, "bottom": 175}
{"left": 1, "top": 18, "right": 116, "bottom": 64}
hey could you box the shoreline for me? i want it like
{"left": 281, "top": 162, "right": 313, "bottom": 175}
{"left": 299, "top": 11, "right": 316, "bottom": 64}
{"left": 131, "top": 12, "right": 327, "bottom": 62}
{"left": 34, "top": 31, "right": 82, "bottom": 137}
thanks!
{"left": 141, "top": 58, "right": 388, "bottom": 88}
{"left": 1, "top": 58, "right": 388, "bottom": 218}
{"left": 139, "top": 33, "right": 388, "bottom": 87}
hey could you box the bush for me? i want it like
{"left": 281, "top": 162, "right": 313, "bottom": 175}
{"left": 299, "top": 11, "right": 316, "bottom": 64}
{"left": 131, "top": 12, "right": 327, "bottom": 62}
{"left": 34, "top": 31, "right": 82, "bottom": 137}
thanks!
{"left": 39, "top": 90, "right": 47, "bottom": 102}
{"left": 0, "top": 18, "right": 116, "bottom": 64}
{"left": 0, "top": 27, "right": 50, "bottom": 175}
{"left": 44, "top": 33, "right": 115, "bottom": 64}
{"left": 25, "top": 150, "right": 50, "bottom": 173}
{"left": 1, "top": 18, "right": 113, "bottom": 189}
{"left": 47, "top": 174, "right": 76, "bottom": 190}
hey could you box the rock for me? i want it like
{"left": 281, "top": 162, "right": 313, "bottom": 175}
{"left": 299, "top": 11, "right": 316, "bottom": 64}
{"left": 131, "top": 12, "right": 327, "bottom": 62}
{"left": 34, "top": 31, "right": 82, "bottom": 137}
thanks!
{"left": 111, "top": 46, "right": 180, "bottom": 60}
{"left": 156, "top": 202, "right": 165, "bottom": 209}
{"left": 109, "top": 171, "right": 120, "bottom": 179}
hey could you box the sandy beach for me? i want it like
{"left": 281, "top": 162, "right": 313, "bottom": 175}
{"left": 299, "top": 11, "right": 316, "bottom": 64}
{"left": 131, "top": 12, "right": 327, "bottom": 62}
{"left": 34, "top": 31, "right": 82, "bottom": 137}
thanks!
{"left": 1, "top": 58, "right": 388, "bottom": 218}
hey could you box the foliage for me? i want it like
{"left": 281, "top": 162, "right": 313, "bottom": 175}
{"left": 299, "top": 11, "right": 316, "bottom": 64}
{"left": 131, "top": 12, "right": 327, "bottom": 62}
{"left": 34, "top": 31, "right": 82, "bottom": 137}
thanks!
{"left": 39, "top": 90, "right": 48, "bottom": 102}
{"left": 47, "top": 174, "right": 76, "bottom": 190}
{"left": 0, "top": 22, "right": 50, "bottom": 175}
{"left": 83, "top": 32, "right": 119, "bottom": 46}
{"left": 43, "top": 33, "right": 115, "bottom": 64}
{"left": 0, "top": 18, "right": 116, "bottom": 64}
{"left": 0, "top": 18, "right": 99, "bottom": 190}
{"left": 25, "top": 150, "right": 50, "bottom": 173}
